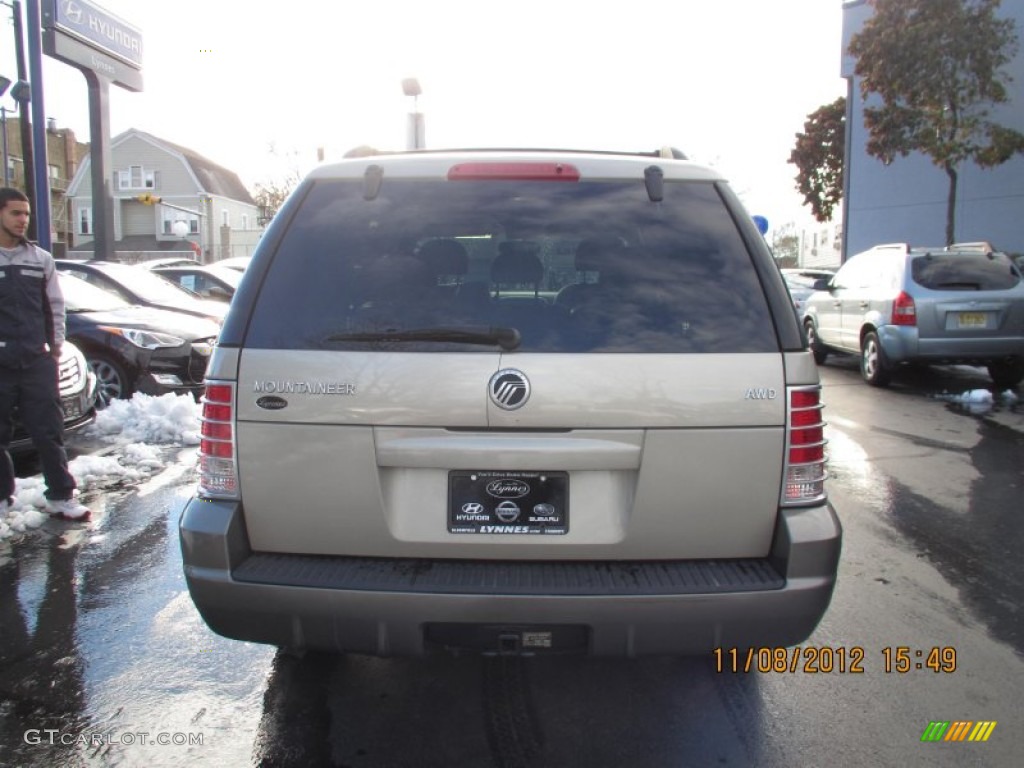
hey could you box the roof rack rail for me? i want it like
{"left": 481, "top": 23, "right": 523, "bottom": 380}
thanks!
{"left": 342, "top": 146, "right": 692, "bottom": 160}
{"left": 948, "top": 241, "right": 995, "bottom": 252}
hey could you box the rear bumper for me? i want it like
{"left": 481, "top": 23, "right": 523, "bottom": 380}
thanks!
{"left": 179, "top": 499, "right": 842, "bottom": 657}
{"left": 879, "top": 325, "right": 1023, "bottom": 364}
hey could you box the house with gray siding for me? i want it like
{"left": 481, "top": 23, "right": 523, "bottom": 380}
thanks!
{"left": 841, "top": 0, "right": 1024, "bottom": 260}
{"left": 66, "top": 128, "right": 262, "bottom": 263}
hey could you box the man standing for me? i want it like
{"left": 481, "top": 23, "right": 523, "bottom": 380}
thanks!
{"left": 0, "top": 187, "right": 90, "bottom": 521}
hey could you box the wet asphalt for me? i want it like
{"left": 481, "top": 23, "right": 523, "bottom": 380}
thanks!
{"left": 0, "top": 361, "right": 1022, "bottom": 767}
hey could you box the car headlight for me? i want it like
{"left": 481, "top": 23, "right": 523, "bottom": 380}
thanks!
{"left": 98, "top": 326, "right": 186, "bottom": 350}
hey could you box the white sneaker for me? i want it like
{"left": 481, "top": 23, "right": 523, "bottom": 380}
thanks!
{"left": 47, "top": 498, "right": 92, "bottom": 522}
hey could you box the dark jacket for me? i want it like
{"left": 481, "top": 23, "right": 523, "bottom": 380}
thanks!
{"left": 0, "top": 242, "right": 66, "bottom": 368}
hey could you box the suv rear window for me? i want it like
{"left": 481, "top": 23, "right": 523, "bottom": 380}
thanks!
{"left": 244, "top": 179, "right": 778, "bottom": 353}
{"left": 911, "top": 253, "right": 1021, "bottom": 291}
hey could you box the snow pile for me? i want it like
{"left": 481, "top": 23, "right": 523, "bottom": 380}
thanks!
{"left": 87, "top": 392, "right": 202, "bottom": 445}
{"left": 934, "top": 388, "right": 1020, "bottom": 412}
{"left": 1, "top": 393, "right": 202, "bottom": 542}
{"left": 953, "top": 389, "right": 994, "bottom": 405}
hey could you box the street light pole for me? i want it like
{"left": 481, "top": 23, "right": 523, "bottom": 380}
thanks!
{"left": 402, "top": 78, "right": 425, "bottom": 150}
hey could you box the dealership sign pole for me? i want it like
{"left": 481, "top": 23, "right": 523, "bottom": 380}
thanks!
{"left": 36, "top": 0, "right": 142, "bottom": 260}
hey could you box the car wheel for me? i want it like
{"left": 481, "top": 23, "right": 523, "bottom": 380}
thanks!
{"left": 804, "top": 320, "right": 828, "bottom": 365}
{"left": 988, "top": 358, "right": 1024, "bottom": 389}
{"left": 860, "top": 331, "right": 892, "bottom": 387}
{"left": 89, "top": 354, "right": 132, "bottom": 407}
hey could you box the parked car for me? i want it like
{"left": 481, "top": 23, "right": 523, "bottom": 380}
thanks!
{"left": 214, "top": 255, "right": 252, "bottom": 272}
{"left": 802, "top": 242, "right": 1024, "bottom": 387}
{"left": 10, "top": 341, "right": 98, "bottom": 454}
{"left": 60, "top": 273, "right": 220, "bottom": 406}
{"left": 781, "top": 267, "right": 836, "bottom": 314}
{"left": 138, "top": 256, "right": 200, "bottom": 269}
{"left": 181, "top": 147, "right": 840, "bottom": 659}
{"left": 55, "top": 260, "right": 228, "bottom": 324}
{"left": 152, "top": 264, "right": 241, "bottom": 302}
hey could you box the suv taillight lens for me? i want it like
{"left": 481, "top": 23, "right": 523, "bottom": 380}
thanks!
{"left": 447, "top": 162, "right": 581, "bottom": 181}
{"left": 783, "top": 386, "right": 827, "bottom": 505}
{"left": 892, "top": 290, "right": 917, "bottom": 326}
{"left": 198, "top": 381, "right": 238, "bottom": 498}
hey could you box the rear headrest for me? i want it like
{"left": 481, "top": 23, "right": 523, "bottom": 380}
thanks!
{"left": 575, "top": 236, "right": 628, "bottom": 272}
{"left": 416, "top": 238, "right": 469, "bottom": 276}
{"left": 357, "top": 254, "right": 432, "bottom": 298}
{"left": 492, "top": 241, "right": 543, "bottom": 285}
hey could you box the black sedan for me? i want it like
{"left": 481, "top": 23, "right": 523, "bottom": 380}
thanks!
{"left": 56, "top": 259, "right": 228, "bottom": 324}
{"left": 61, "top": 273, "right": 220, "bottom": 406}
{"left": 152, "top": 264, "right": 241, "bottom": 302}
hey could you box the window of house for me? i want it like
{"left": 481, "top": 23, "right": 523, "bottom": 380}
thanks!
{"left": 162, "top": 211, "right": 200, "bottom": 235}
{"left": 242, "top": 214, "right": 249, "bottom": 230}
{"left": 221, "top": 209, "right": 230, "bottom": 227}
{"left": 78, "top": 207, "right": 92, "bottom": 235}
{"left": 118, "top": 165, "right": 156, "bottom": 190}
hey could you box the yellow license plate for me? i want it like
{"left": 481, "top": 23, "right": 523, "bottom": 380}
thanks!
{"left": 957, "top": 312, "right": 986, "bottom": 328}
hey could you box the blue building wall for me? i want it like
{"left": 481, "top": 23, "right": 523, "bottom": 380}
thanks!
{"left": 841, "top": 0, "right": 1024, "bottom": 259}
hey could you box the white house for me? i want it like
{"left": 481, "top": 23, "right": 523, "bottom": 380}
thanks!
{"left": 841, "top": 0, "right": 1024, "bottom": 259}
{"left": 796, "top": 206, "right": 844, "bottom": 269}
{"left": 66, "top": 128, "right": 262, "bottom": 263}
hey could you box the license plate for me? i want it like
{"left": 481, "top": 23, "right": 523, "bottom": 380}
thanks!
{"left": 448, "top": 470, "right": 568, "bottom": 535}
{"left": 61, "top": 395, "right": 83, "bottom": 420}
{"left": 957, "top": 312, "right": 987, "bottom": 328}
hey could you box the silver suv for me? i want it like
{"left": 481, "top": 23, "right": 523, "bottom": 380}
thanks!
{"left": 802, "top": 242, "right": 1024, "bottom": 387}
{"left": 179, "top": 149, "right": 840, "bottom": 657}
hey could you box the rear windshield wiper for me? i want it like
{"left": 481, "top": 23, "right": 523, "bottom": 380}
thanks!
{"left": 326, "top": 326, "right": 522, "bottom": 351}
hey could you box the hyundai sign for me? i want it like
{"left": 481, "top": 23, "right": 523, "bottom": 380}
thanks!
{"left": 47, "top": 0, "right": 143, "bottom": 69}
{"left": 42, "top": 0, "right": 143, "bottom": 91}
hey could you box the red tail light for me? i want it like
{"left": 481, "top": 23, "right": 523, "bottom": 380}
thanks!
{"left": 892, "top": 291, "right": 917, "bottom": 326}
{"left": 198, "top": 382, "right": 237, "bottom": 498}
{"left": 783, "top": 386, "right": 828, "bottom": 505}
{"left": 447, "top": 162, "right": 581, "bottom": 181}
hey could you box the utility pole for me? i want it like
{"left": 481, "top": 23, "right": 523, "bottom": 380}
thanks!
{"left": 8, "top": 0, "right": 38, "bottom": 239}
{"left": 26, "top": 0, "right": 51, "bottom": 249}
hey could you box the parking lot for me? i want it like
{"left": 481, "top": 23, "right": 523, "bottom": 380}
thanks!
{"left": 1, "top": 361, "right": 1021, "bottom": 766}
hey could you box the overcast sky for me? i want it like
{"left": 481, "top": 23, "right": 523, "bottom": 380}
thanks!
{"left": 2, "top": 0, "right": 847, "bottom": 232}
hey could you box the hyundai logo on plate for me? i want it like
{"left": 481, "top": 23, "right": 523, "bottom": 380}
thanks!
{"left": 489, "top": 369, "right": 530, "bottom": 410}
{"left": 462, "top": 502, "right": 485, "bottom": 515}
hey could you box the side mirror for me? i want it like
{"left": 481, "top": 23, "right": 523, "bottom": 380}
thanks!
{"left": 812, "top": 278, "right": 832, "bottom": 291}
{"left": 752, "top": 215, "right": 769, "bottom": 236}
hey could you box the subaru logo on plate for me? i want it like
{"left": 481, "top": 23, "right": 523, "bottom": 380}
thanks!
{"left": 495, "top": 501, "right": 521, "bottom": 522}
{"left": 486, "top": 479, "right": 530, "bottom": 499}
{"left": 533, "top": 503, "right": 556, "bottom": 517}
{"left": 489, "top": 369, "right": 530, "bottom": 410}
